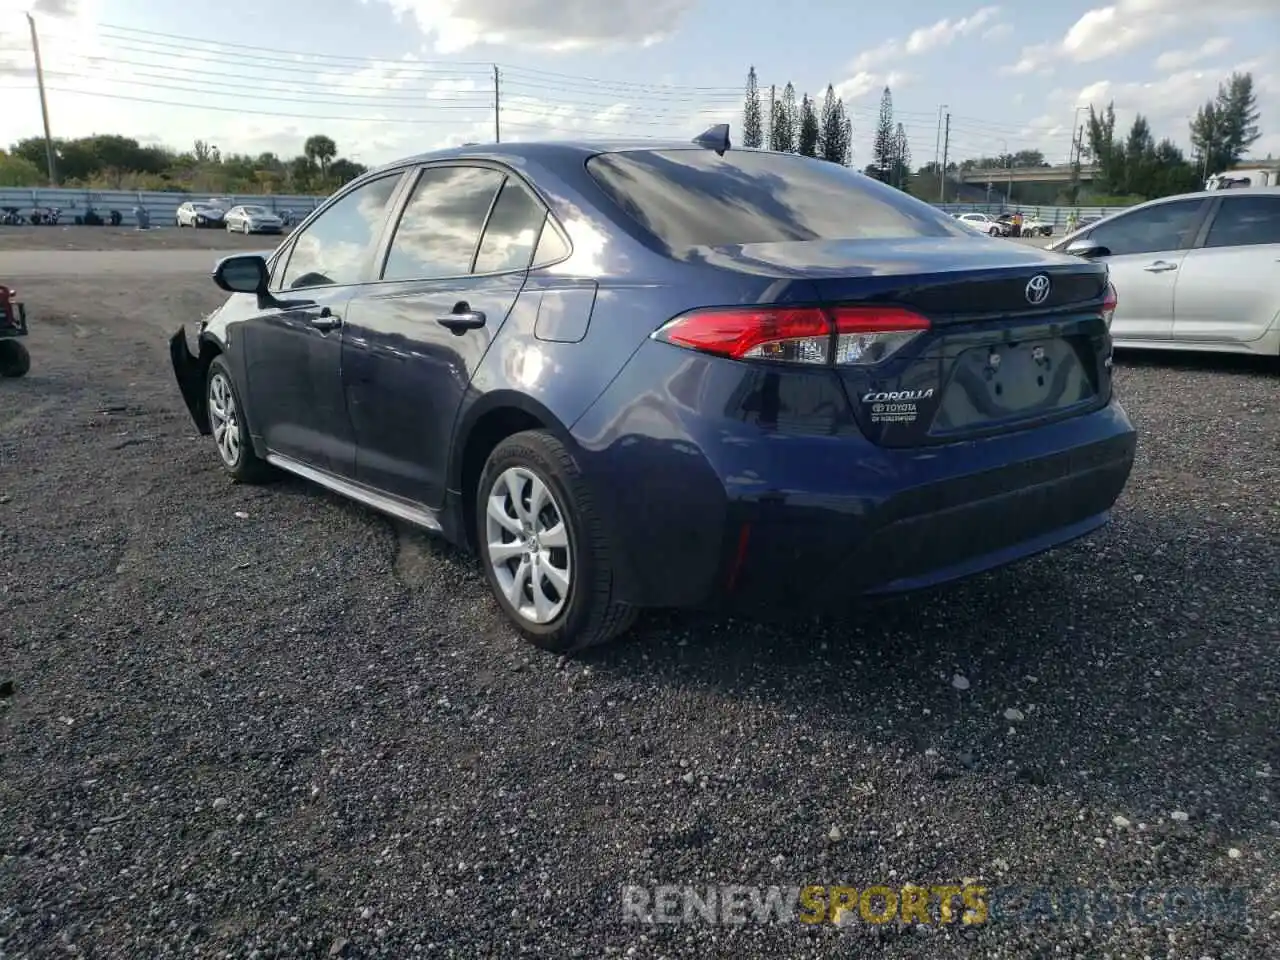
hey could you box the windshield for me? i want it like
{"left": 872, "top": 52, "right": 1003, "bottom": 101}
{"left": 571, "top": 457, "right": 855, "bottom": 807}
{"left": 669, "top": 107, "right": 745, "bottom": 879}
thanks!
{"left": 585, "top": 148, "right": 964, "bottom": 250}
{"left": 242, "top": 206, "right": 268, "bottom": 215}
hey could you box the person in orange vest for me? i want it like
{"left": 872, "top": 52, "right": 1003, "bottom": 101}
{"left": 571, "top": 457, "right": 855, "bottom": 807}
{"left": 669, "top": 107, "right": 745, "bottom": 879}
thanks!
{"left": 1011, "top": 210, "right": 1023, "bottom": 237}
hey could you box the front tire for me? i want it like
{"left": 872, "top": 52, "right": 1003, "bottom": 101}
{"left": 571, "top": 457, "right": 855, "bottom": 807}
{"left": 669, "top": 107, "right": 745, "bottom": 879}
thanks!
{"left": 206, "top": 356, "right": 273, "bottom": 483}
{"left": 477, "top": 430, "right": 636, "bottom": 653}
{"left": 0, "top": 340, "right": 30, "bottom": 377}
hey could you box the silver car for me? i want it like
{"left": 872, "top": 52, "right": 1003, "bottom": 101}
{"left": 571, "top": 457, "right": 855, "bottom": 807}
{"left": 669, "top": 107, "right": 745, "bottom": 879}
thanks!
{"left": 1049, "top": 188, "right": 1280, "bottom": 357}
{"left": 223, "top": 204, "right": 284, "bottom": 235}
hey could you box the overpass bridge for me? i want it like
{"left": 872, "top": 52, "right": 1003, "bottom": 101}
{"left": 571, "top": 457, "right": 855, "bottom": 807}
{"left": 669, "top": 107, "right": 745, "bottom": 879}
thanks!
{"left": 956, "top": 165, "right": 1099, "bottom": 184}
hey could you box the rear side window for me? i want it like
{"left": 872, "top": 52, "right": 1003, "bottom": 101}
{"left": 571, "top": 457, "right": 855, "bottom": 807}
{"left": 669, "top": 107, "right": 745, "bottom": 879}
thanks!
{"left": 1204, "top": 196, "right": 1280, "bottom": 247}
{"left": 382, "top": 165, "right": 505, "bottom": 281}
{"left": 585, "top": 149, "right": 963, "bottom": 251}
{"left": 473, "top": 177, "right": 546, "bottom": 274}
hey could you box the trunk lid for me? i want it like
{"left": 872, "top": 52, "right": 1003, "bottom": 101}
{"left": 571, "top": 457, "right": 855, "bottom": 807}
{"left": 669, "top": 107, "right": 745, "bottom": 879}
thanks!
{"left": 696, "top": 237, "right": 1113, "bottom": 447}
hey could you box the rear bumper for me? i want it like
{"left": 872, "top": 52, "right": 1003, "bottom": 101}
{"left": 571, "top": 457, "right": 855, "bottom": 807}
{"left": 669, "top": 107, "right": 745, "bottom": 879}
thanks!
{"left": 728, "top": 422, "right": 1135, "bottom": 613}
{"left": 578, "top": 389, "right": 1136, "bottom": 611}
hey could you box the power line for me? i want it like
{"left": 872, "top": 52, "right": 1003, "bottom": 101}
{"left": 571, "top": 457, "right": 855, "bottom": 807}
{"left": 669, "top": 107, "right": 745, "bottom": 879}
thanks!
{"left": 92, "top": 23, "right": 742, "bottom": 94}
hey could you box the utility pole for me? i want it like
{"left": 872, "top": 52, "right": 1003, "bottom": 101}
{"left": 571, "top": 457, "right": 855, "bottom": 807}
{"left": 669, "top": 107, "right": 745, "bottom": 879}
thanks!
{"left": 27, "top": 13, "right": 57, "bottom": 185}
{"left": 492, "top": 65, "right": 500, "bottom": 143}
{"left": 933, "top": 103, "right": 947, "bottom": 176}
{"left": 767, "top": 84, "right": 775, "bottom": 150}
{"left": 939, "top": 112, "right": 951, "bottom": 203}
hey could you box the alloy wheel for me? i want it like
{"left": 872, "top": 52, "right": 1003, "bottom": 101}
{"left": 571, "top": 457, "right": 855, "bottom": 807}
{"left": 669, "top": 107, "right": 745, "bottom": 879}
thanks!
{"left": 485, "top": 466, "right": 572, "bottom": 625}
{"left": 208, "top": 371, "right": 242, "bottom": 466}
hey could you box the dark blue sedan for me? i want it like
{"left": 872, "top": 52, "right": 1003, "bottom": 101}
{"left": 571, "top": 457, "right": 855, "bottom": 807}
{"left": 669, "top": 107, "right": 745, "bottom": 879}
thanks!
{"left": 170, "top": 129, "right": 1136, "bottom": 652}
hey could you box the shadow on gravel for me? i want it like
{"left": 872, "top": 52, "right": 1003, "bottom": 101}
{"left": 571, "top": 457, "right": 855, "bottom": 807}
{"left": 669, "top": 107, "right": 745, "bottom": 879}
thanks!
{"left": 577, "top": 515, "right": 1278, "bottom": 838}
{"left": 1115, "top": 347, "right": 1277, "bottom": 377}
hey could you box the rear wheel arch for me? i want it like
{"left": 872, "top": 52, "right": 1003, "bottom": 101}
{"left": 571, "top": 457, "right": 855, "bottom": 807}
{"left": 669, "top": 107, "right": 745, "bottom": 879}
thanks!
{"left": 454, "top": 397, "right": 570, "bottom": 552}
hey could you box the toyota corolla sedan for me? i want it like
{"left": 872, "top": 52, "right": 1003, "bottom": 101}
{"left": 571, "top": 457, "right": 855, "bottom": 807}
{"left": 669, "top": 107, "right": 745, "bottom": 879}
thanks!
{"left": 169, "top": 129, "right": 1137, "bottom": 652}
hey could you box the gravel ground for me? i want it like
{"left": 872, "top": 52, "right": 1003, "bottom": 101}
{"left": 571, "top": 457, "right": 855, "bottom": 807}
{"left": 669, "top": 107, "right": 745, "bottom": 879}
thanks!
{"left": 0, "top": 234, "right": 1277, "bottom": 959}
{"left": 0, "top": 224, "right": 287, "bottom": 253}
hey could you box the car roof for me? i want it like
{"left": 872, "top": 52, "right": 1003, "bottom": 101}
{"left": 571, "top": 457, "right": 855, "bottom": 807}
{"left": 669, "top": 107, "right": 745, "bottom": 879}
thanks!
{"left": 361, "top": 140, "right": 779, "bottom": 177}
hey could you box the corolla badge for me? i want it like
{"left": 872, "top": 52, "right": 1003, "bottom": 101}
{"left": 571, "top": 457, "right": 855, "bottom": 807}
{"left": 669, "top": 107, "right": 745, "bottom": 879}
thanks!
{"left": 1025, "top": 273, "right": 1052, "bottom": 305}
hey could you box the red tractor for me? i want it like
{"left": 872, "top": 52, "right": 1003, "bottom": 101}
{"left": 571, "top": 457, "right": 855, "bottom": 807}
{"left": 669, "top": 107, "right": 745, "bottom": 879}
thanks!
{"left": 0, "top": 285, "right": 30, "bottom": 378}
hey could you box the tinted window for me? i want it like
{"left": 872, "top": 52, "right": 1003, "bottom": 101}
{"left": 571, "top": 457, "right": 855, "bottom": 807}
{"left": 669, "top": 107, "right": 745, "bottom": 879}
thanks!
{"left": 474, "top": 177, "right": 546, "bottom": 274}
{"left": 532, "top": 220, "right": 570, "bottom": 266}
{"left": 1204, "top": 196, "right": 1280, "bottom": 247}
{"left": 281, "top": 174, "right": 400, "bottom": 289}
{"left": 1087, "top": 200, "right": 1206, "bottom": 257}
{"left": 383, "top": 165, "right": 504, "bottom": 281}
{"left": 585, "top": 150, "right": 963, "bottom": 250}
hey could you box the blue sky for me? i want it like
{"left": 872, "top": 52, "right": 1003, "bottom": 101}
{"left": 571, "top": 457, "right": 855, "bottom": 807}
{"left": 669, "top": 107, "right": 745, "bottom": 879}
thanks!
{"left": 1, "top": 0, "right": 1277, "bottom": 168}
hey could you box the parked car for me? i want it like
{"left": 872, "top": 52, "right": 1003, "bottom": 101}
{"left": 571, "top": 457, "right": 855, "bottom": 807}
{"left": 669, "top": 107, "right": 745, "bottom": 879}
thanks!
{"left": 176, "top": 201, "right": 226, "bottom": 228}
{"left": 224, "top": 204, "right": 285, "bottom": 234}
{"left": 1019, "top": 215, "right": 1054, "bottom": 237}
{"left": 1049, "top": 188, "right": 1280, "bottom": 356}
{"left": 169, "top": 131, "right": 1136, "bottom": 651}
{"left": 954, "top": 212, "right": 1007, "bottom": 236}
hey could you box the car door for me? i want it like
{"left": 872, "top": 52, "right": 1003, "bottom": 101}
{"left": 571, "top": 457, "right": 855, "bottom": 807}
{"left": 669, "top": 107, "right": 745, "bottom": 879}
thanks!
{"left": 240, "top": 170, "right": 407, "bottom": 477}
{"left": 1082, "top": 198, "right": 1211, "bottom": 342}
{"left": 341, "top": 162, "right": 549, "bottom": 506}
{"left": 1172, "top": 194, "right": 1280, "bottom": 345}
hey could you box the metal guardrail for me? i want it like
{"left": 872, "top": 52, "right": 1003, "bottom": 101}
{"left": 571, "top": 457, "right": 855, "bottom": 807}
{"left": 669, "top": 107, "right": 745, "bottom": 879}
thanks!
{"left": 0, "top": 187, "right": 326, "bottom": 225}
{"left": 932, "top": 202, "right": 1134, "bottom": 229}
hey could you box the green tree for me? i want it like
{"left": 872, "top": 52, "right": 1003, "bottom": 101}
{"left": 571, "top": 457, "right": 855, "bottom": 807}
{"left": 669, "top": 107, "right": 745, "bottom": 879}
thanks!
{"left": 1086, "top": 102, "right": 1126, "bottom": 194}
{"left": 329, "top": 158, "right": 368, "bottom": 184}
{"left": 1122, "top": 114, "right": 1155, "bottom": 196}
{"left": 871, "top": 86, "right": 895, "bottom": 182}
{"left": 1190, "top": 71, "right": 1261, "bottom": 177}
{"left": 0, "top": 150, "right": 43, "bottom": 186}
{"left": 890, "top": 122, "right": 911, "bottom": 189}
{"left": 798, "top": 94, "right": 819, "bottom": 157}
{"left": 770, "top": 82, "right": 797, "bottom": 153}
{"left": 742, "top": 67, "right": 763, "bottom": 149}
{"left": 304, "top": 134, "right": 338, "bottom": 176}
{"left": 818, "top": 85, "right": 851, "bottom": 165}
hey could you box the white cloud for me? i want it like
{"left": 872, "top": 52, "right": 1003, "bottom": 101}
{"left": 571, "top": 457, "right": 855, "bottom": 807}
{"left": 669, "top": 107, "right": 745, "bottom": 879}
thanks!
{"left": 1001, "top": 0, "right": 1276, "bottom": 74}
{"left": 1154, "top": 36, "right": 1231, "bottom": 72}
{"left": 368, "top": 0, "right": 696, "bottom": 53}
{"left": 840, "top": 5, "right": 1005, "bottom": 102}
{"left": 905, "top": 6, "right": 1000, "bottom": 54}
{"left": 983, "top": 23, "right": 1013, "bottom": 41}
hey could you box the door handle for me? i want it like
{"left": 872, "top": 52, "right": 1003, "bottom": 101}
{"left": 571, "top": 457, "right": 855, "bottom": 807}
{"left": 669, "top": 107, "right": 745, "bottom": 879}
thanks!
{"left": 1143, "top": 261, "right": 1177, "bottom": 273}
{"left": 309, "top": 306, "right": 341, "bottom": 331}
{"left": 436, "top": 307, "right": 487, "bottom": 334}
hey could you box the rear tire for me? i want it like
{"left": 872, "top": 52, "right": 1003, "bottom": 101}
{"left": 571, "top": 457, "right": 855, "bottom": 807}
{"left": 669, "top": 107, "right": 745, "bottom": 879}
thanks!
{"left": 476, "top": 430, "right": 636, "bottom": 653}
{"left": 0, "top": 341, "right": 30, "bottom": 378}
{"left": 206, "top": 356, "right": 273, "bottom": 484}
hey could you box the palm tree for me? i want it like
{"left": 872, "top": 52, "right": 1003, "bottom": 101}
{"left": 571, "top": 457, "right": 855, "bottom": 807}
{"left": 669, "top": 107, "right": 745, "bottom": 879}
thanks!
{"left": 303, "top": 135, "right": 337, "bottom": 177}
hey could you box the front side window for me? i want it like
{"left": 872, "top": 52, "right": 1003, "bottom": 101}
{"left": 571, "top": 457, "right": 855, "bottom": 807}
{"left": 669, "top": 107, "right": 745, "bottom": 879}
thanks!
{"left": 586, "top": 149, "right": 965, "bottom": 252}
{"left": 382, "top": 165, "right": 505, "bottom": 281}
{"left": 1087, "top": 199, "right": 1206, "bottom": 257}
{"left": 1203, "top": 196, "right": 1280, "bottom": 247}
{"left": 280, "top": 173, "right": 401, "bottom": 290}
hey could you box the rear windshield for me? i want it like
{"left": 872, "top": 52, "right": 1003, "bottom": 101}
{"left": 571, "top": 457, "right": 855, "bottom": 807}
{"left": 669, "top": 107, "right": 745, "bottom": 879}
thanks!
{"left": 585, "top": 149, "right": 964, "bottom": 250}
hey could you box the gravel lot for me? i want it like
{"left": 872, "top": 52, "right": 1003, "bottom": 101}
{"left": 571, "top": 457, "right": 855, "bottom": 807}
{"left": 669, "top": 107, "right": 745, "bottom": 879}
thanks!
{"left": 1, "top": 228, "right": 1277, "bottom": 959}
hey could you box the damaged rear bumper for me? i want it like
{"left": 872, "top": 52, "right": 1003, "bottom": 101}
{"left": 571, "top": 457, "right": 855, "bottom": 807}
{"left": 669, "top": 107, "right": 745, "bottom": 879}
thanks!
{"left": 170, "top": 326, "right": 210, "bottom": 435}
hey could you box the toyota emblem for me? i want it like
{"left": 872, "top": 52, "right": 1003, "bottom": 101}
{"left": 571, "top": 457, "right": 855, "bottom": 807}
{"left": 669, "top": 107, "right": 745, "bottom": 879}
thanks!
{"left": 1025, "top": 274, "right": 1052, "bottom": 305}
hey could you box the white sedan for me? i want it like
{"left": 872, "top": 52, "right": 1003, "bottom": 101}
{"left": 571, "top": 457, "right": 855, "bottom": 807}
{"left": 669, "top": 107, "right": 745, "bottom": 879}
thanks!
{"left": 953, "top": 212, "right": 1006, "bottom": 236}
{"left": 223, "top": 204, "right": 285, "bottom": 235}
{"left": 1049, "top": 187, "right": 1280, "bottom": 356}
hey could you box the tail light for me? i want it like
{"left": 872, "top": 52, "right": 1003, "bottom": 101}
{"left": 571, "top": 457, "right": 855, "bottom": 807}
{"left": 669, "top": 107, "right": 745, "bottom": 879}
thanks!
{"left": 1101, "top": 281, "right": 1117, "bottom": 330}
{"left": 652, "top": 305, "right": 931, "bottom": 367}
